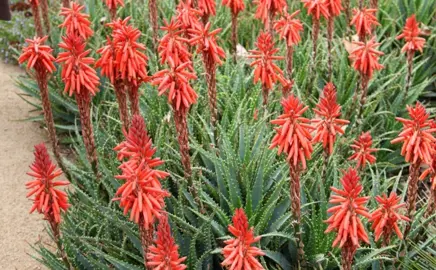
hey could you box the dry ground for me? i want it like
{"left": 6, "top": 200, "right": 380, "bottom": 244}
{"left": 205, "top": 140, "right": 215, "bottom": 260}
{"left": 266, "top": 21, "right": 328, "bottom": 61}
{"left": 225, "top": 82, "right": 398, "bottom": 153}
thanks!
{"left": 0, "top": 61, "right": 47, "bottom": 269}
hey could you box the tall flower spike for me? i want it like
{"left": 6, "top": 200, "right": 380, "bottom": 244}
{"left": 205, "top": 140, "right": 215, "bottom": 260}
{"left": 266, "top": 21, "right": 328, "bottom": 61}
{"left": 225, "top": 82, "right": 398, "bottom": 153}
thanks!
{"left": 326, "top": 0, "right": 343, "bottom": 17}
{"left": 26, "top": 144, "right": 70, "bottom": 223}
{"left": 301, "top": 0, "right": 330, "bottom": 20}
{"left": 350, "top": 8, "right": 379, "bottom": 41}
{"left": 176, "top": 0, "right": 202, "bottom": 35}
{"left": 59, "top": 2, "right": 94, "bottom": 39}
{"left": 19, "top": 36, "right": 56, "bottom": 73}
{"left": 57, "top": 34, "right": 100, "bottom": 96}
{"left": 222, "top": 0, "right": 245, "bottom": 61}
{"left": 248, "top": 32, "right": 285, "bottom": 105}
{"left": 198, "top": 0, "right": 216, "bottom": 18}
{"left": 255, "top": 0, "right": 287, "bottom": 34}
{"left": 274, "top": 10, "right": 303, "bottom": 47}
{"left": 146, "top": 214, "right": 187, "bottom": 270}
{"left": 270, "top": 95, "right": 314, "bottom": 169}
{"left": 104, "top": 0, "right": 124, "bottom": 19}
{"left": 158, "top": 19, "right": 192, "bottom": 68}
{"left": 312, "top": 83, "right": 350, "bottom": 155}
{"left": 222, "top": 0, "right": 245, "bottom": 15}
{"left": 396, "top": 14, "right": 426, "bottom": 53}
{"left": 349, "top": 37, "right": 384, "bottom": 79}
{"left": 370, "top": 192, "right": 410, "bottom": 245}
{"left": 221, "top": 209, "right": 265, "bottom": 270}
{"left": 325, "top": 168, "right": 370, "bottom": 270}
{"left": 348, "top": 131, "right": 377, "bottom": 169}
{"left": 29, "top": 0, "right": 43, "bottom": 37}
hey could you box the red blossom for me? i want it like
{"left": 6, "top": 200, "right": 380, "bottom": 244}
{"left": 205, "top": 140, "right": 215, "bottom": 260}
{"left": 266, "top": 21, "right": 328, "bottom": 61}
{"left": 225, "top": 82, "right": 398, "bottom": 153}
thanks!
{"left": 348, "top": 132, "right": 377, "bottom": 169}
{"left": 26, "top": 144, "right": 70, "bottom": 223}
{"left": 222, "top": 0, "right": 245, "bottom": 15}
{"left": 370, "top": 192, "right": 410, "bottom": 242}
{"left": 396, "top": 14, "right": 426, "bottom": 53}
{"left": 104, "top": 0, "right": 124, "bottom": 10}
{"left": 151, "top": 62, "right": 198, "bottom": 111}
{"left": 189, "top": 22, "right": 226, "bottom": 65}
{"left": 146, "top": 214, "right": 187, "bottom": 270}
{"left": 326, "top": 0, "right": 343, "bottom": 17}
{"left": 325, "top": 168, "right": 371, "bottom": 248}
{"left": 391, "top": 102, "right": 436, "bottom": 165}
{"left": 59, "top": 2, "right": 93, "bottom": 39}
{"left": 270, "top": 95, "right": 314, "bottom": 169}
{"left": 255, "top": 0, "right": 287, "bottom": 23}
{"left": 301, "top": 0, "right": 330, "bottom": 20}
{"left": 350, "top": 8, "right": 379, "bottom": 39}
{"left": 56, "top": 34, "right": 100, "bottom": 96}
{"left": 158, "top": 19, "right": 192, "bottom": 68}
{"left": 221, "top": 208, "right": 265, "bottom": 270}
{"left": 176, "top": 0, "right": 202, "bottom": 32}
{"left": 248, "top": 32, "right": 285, "bottom": 90}
{"left": 198, "top": 0, "right": 216, "bottom": 17}
{"left": 312, "top": 83, "right": 349, "bottom": 155}
{"left": 274, "top": 10, "right": 303, "bottom": 47}
{"left": 95, "top": 36, "right": 116, "bottom": 83}
{"left": 349, "top": 37, "right": 384, "bottom": 78}
{"left": 18, "top": 36, "right": 56, "bottom": 73}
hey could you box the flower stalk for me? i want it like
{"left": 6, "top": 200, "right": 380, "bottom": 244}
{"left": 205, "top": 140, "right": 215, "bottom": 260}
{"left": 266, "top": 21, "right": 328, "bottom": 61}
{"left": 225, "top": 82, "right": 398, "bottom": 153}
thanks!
{"left": 149, "top": 0, "right": 159, "bottom": 52}
{"left": 30, "top": 0, "right": 44, "bottom": 37}
{"left": 40, "top": 0, "right": 50, "bottom": 34}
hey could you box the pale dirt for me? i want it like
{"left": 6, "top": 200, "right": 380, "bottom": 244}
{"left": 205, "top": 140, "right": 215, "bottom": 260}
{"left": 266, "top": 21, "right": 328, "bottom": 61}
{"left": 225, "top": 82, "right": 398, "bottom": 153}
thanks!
{"left": 0, "top": 61, "right": 47, "bottom": 269}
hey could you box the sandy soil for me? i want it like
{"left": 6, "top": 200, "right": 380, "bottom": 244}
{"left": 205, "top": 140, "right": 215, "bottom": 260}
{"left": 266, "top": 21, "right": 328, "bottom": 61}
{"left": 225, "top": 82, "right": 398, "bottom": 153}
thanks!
{"left": 0, "top": 61, "right": 47, "bottom": 269}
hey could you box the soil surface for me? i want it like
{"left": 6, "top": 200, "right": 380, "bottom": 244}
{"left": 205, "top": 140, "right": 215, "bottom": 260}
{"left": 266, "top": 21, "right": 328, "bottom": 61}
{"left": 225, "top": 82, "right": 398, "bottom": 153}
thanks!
{"left": 0, "top": 61, "right": 46, "bottom": 269}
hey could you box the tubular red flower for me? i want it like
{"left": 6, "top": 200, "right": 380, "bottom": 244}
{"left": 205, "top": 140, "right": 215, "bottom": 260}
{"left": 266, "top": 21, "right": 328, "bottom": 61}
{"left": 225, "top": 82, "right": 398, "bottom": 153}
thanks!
{"left": 270, "top": 95, "right": 314, "bottom": 169}
{"left": 96, "top": 36, "right": 117, "bottom": 83}
{"left": 114, "top": 114, "right": 165, "bottom": 171}
{"left": 274, "top": 10, "right": 303, "bottom": 47}
{"left": 221, "top": 208, "right": 265, "bottom": 270}
{"left": 350, "top": 8, "right": 379, "bottom": 39}
{"left": 189, "top": 22, "right": 226, "bottom": 65}
{"left": 312, "top": 83, "right": 349, "bottom": 155}
{"left": 349, "top": 37, "right": 384, "bottom": 78}
{"left": 255, "top": 0, "right": 287, "bottom": 23}
{"left": 325, "top": 168, "right": 371, "bottom": 248}
{"left": 158, "top": 19, "right": 192, "bottom": 68}
{"left": 18, "top": 36, "right": 56, "bottom": 73}
{"left": 248, "top": 32, "right": 285, "bottom": 90}
{"left": 114, "top": 161, "right": 170, "bottom": 228}
{"left": 176, "top": 0, "right": 202, "bottom": 33}
{"left": 396, "top": 14, "right": 426, "bottom": 53}
{"left": 150, "top": 61, "right": 198, "bottom": 111}
{"left": 301, "top": 0, "right": 330, "bottom": 20}
{"left": 111, "top": 22, "right": 148, "bottom": 86}
{"left": 198, "top": 0, "right": 216, "bottom": 17}
{"left": 326, "top": 0, "right": 343, "bottom": 17}
{"left": 146, "top": 214, "right": 187, "bottom": 270}
{"left": 348, "top": 131, "right": 377, "bottom": 169}
{"left": 56, "top": 34, "right": 100, "bottom": 96}
{"left": 391, "top": 102, "right": 436, "bottom": 165}
{"left": 26, "top": 144, "right": 70, "bottom": 223}
{"left": 370, "top": 192, "right": 410, "bottom": 242}
{"left": 104, "top": 0, "right": 124, "bottom": 10}
{"left": 222, "top": 0, "right": 245, "bottom": 15}
{"left": 59, "top": 2, "right": 93, "bottom": 39}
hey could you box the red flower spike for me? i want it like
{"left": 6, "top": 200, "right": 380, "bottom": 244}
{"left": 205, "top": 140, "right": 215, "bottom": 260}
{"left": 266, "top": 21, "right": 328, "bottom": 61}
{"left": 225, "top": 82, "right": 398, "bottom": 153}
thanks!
{"left": 420, "top": 121, "right": 436, "bottom": 190}
{"left": 111, "top": 23, "right": 148, "bottom": 86}
{"left": 18, "top": 36, "right": 56, "bottom": 73}
{"left": 270, "top": 95, "right": 314, "bottom": 169}
{"left": 274, "top": 10, "right": 303, "bottom": 47}
{"left": 350, "top": 8, "right": 379, "bottom": 39}
{"left": 349, "top": 37, "right": 384, "bottom": 78}
{"left": 348, "top": 132, "right": 377, "bottom": 169}
{"left": 104, "top": 0, "right": 124, "bottom": 10}
{"left": 198, "top": 0, "right": 216, "bottom": 17}
{"left": 221, "top": 208, "right": 265, "bottom": 270}
{"left": 159, "top": 19, "right": 192, "bottom": 68}
{"left": 95, "top": 36, "right": 117, "bottom": 83}
{"left": 325, "top": 168, "right": 371, "bottom": 248}
{"left": 146, "top": 214, "right": 187, "bottom": 270}
{"left": 114, "top": 115, "right": 166, "bottom": 172}
{"left": 107, "top": 16, "right": 131, "bottom": 30}
{"left": 176, "top": 0, "right": 202, "bottom": 33}
{"left": 59, "top": 2, "right": 93, "bottom": 39}
{"left": 312, "top": 83, "right": 350, "bottom": 155}
{"left": 188, "top": 22, "right": 226, "bottom": 66}
{"left": 151, "top": 62, "right": 198, "bottom": 111}
{"left": 114, "top": 161, "right": 170, "bottom": 228}
{"left": 326, "top": 0, "right": 343, "bottom": 17}
{"left": 255, "top": 0, "right": 287, "bottom": 24}
{"left": 370, "top": 192, "right": 410, "bottom": 242}
{"left": 391, "top": 102, "right": 436, "bottom": 165}
{"left": 26, "top": 144, "right": 70, "bottom": 223}
{"left": 222, "top": 0, "right": 245, "bottom": 15}
{"left": 29, "top": 0, "right": 39, "bottom": 5}
{"left": 248, "top": 32, "right": 285, "bottom": 90}
{"left": 56, "top": 34, "right": 100, "bottom": 96}
{"left": 301, "top": 0, "right": 330, "bottom": 20}
{"left": 396, "top": 14, "right": 426, "bottom": 53}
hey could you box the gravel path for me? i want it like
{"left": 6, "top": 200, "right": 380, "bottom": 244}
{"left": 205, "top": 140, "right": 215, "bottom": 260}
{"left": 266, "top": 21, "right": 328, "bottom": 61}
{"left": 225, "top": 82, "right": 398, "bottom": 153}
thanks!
{"left": 0, "top": 61, "right": 46, "bottom": 269}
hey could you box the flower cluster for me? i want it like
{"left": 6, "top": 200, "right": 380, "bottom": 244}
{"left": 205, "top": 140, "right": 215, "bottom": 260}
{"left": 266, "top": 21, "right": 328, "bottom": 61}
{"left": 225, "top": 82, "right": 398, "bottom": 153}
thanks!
{"left": 222, "top": 0, "right": 245, "bottom": 15}
{"left": 189, "top": 22, "right": 226, "bottom": 65}
{"left": 274, "top": 10, "right": 303, "bottom": 47}
{"left": 104, "top": 0, "right": 124, "bottom": 11}
{"left": 221, "top": 209, "right": 265, "bottom": 270}
{"left": 59, "top": 2, "right": 93, "bottom": 39}
{"left": 18, "top": 36, "right": 56, "bottom": 73}
{"left": 350, "top": 8, "right": 379, "bottom": 39}
{"left": 349, "top": 37, "right": 384, "bottom": 78}
{"left": 26, "top": 144, "right": 70, "bottom": 223}
{"left": 301, "top": 0, "right": 330, "bottom": 19}
{"left": 348, "top": 132, "right": 377, "bottom": 169}
{"left": 326, "top": 0, "right": 342, "bottom": 17}
{"left": 176, "top": 0, "right": 202, "bottom": 33}
{"left": 198, "top": 0, "right": 216, "bottom": 17}
{"left": 158, "top": 19, "right": 192, "bottom": 68}
{"left": 396, "top": 14, "right": 426, "bottom": 53}
{"left": 312, "top": 83, "right": 349, "bottom": 155}
{"left": 255, "top": 0, "right": 287, "bottom": 23}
